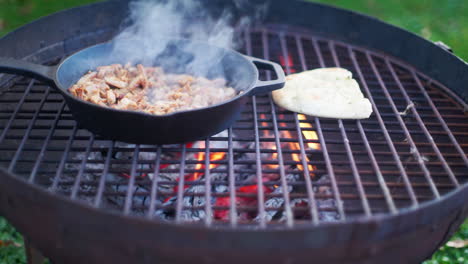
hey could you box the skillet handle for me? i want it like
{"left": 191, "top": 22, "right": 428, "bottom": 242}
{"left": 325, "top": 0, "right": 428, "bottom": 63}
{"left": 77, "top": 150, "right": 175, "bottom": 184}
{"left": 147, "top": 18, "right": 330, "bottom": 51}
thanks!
{"left": 0, "top": 57, "right": 56, "bottom": 83}
{"left": 246, "top": 56, "right": 286, "bottom": 96}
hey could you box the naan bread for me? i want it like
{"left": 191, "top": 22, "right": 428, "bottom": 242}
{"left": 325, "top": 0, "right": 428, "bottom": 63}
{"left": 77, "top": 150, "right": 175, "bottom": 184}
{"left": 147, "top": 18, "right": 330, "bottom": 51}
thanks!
{"left": 272, "top": 68, "right": 373, "bottom": 119}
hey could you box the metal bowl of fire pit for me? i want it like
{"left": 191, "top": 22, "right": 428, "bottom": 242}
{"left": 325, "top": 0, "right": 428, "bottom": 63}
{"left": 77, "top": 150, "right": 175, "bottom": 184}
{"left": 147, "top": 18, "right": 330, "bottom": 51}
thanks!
{"left": 0, "top": 0, "right": 466, "bottom": 263}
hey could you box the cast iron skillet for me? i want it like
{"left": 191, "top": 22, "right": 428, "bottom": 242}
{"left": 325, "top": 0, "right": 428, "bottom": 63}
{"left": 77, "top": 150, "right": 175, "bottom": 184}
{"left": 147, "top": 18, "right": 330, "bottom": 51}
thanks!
{"left": 0, "top": 38, "right": 285, "bottom": 144}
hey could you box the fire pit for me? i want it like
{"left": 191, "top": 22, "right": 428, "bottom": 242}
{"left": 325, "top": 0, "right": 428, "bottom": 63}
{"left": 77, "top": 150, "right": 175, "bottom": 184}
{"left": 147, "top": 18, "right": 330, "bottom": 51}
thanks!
{"left": 0, "top": 0, "right": 467, "bottom": 263}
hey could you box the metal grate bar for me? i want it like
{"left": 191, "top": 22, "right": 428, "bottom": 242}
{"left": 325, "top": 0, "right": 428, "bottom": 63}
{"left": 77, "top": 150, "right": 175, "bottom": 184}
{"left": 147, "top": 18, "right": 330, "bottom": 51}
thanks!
{"left": 147, "top": 146, "right": 162, "bottom": 218}
{"left": 175, "top": 144, "right": 187, "bottom": 223}
{"left": 16, "top": 175, "right": 455, "bottom": 187}
{"left": 356, "top": 121, "right": 397, "bottom": 213}
{"left": 252, "top": 96, "right": 268, "bottom": 227}
{"left": 8, "top": 87, "right": 50, "bottom": 172}
{"left": 411, "top": 71, "right": 468, "bottom": 168}
{"left": 347, "top": 47, "right": 419, "bottom": 207}
{"left": 269, "top": 96, "right": 295, "bottom": 226}
{"left": 245, "top": 29, "right": 267, "bottom": 228}
{"left": 203, "top": 139, "right": 213, "bottom": 226}
{"left": 94, "top": 141, "right": 114, "bottom": 208}
{"left": 4, "top": 151, "right": 465, "bottom": 167}
{"left": 328, "top": 42, "right": 372, "bottom": 216}
{"left": 313, "top": 119, "right": 345, "bottom": 220}
{"left": 262, "top": 29, "right": 294, "bottom": 227}
{"left": 4, "top": 124, "right": 466, "bottom": 138}
{"left": 124, "top": 145, "right": 140, "bottom": 215}
{"left": 78, "top": 192, "right": 433, "bottom": 203}
{"left": 310, "top": 37, "right": 346, "bottom": 220}
{"left": 334, "top": 37, "right": 468, "bottom": 109}
{"left": 71, "top": 135, "right": 95, "bottom": 199}
{"left": 50, "top": 124, "right": 78, "bottom": 191}
{"left": 385, "top": 59, "right": 460, "bottom": 187}
{"left": 366, "top": 52, "right": 440, "bottom": 198}
{"left": 14, "top": 159, "right": 468, "bottom": 172}
{"left": 228, "top": 127, "right": 238, "bottom": 227}
{"left": 13, "top": 169, "right": 465, "bottom": 183}
{"left": 0, "top": 79, "right": 35, "bottom": 143}
{"left": 28, "top": 103, "right": 66, "bottom": 183}
{"left": 292, "top": 34, "right": 319, "bottom": 224}
{"left": 2, "top": 131, "right": 465, "bottom": 144}
{"left": 7, "top": 109, "right": 466, "bottom": 121}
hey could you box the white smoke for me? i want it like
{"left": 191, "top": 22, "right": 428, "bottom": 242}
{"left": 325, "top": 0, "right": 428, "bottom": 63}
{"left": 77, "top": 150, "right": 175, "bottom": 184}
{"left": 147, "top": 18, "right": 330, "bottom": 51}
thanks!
{"left": 109, "top": 0, "right": 268, "bottom": 77}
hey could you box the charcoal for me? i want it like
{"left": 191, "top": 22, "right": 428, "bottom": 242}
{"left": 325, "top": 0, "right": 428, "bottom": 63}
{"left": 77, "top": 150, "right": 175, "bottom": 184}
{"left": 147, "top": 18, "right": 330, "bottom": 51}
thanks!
{"left": 179, "top": 185, "right": 207, "bottom": 221}
{"left": 61, "top": 128, "right": 332, "bottom": 224}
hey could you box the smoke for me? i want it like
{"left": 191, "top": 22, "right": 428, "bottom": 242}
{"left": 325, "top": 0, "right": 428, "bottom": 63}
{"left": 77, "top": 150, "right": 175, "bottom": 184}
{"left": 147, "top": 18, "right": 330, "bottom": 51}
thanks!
{"left": 109, "top": 0, "right": 268, "bottom": 78}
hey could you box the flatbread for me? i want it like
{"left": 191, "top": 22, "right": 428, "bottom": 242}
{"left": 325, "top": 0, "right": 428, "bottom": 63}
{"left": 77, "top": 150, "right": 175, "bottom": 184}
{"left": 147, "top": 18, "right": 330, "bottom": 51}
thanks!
{"left": 272, "top": 68, "right": 373, "bottom": 119}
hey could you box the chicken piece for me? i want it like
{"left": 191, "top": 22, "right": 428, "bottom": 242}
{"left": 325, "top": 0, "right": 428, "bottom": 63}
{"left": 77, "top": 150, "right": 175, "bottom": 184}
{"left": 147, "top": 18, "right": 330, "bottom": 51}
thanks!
{"left": 84, "top": 84, "right": 100, "bottom": 97}
{"left": 106, "top": 90, "right": 116, "bottom": 105}
{"left": 127, "top": 75, "right": 147, "bottom": 90}
{"left": 148, "top": 101, "right": 179, "bottom": 115}
{"left": 69, "top": 85, "right": 82, "bottom": 97}
{"left": 76, "top": 72, "right": 97, "bottom": 85}
{"left": 116, "top": 97, "right": 138, "bottom": 110}
{"left": 137, "top": 64, "right": 149, "bottom": 89}
{"left": 105, "top": 76, "right": 127, "bottom": 89}
{"left": 131, "top": 89, "right": 146, "bottom": 103}
{"left": 117, "top": 68, "right": 129, "bottom": 82}
{"left": 88, "top": 94, "right": 106, "bottom": 106}
{"left": 113, "top": 88, "right": 130, "bottom": 100}
{"left": 97, "top": 64, "right": 122, "bottom": 78}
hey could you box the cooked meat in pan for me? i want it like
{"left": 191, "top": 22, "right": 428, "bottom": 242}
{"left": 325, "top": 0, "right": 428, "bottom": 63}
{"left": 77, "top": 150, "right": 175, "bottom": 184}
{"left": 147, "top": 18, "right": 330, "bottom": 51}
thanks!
{"left": 68, "top": 64, "right": 237, "bottom": 115}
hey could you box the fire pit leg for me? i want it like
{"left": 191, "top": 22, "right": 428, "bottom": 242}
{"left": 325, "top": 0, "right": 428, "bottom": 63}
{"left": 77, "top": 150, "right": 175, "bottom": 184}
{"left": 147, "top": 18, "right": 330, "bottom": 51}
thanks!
{"left": 24, "top": 238, "right": 45, "bottom": 264}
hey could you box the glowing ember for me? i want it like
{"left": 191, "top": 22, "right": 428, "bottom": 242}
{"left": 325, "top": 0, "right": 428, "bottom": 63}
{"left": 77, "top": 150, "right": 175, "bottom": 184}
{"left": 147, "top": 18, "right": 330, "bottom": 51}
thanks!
{"left": 279, "top": 55, "right": 296, "bottom": 73}
{"left": 213, "top": 196, "right": 230, "bottom": 220}
{"left": 161, "top": 141, "right": 227, "bottom": 203}
{"left": 214, "top": 184, "right": 273, "bottom": 220}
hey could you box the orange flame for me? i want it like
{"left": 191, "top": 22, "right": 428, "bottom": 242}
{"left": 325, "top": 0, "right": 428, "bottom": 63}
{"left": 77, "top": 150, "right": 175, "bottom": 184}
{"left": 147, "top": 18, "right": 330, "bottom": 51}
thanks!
{"left": 260, "top": 114, "right": 279, "bottom": 170}
{"left": 259, "top": 114, "right": 319, "bottom": 176}
{"left": 165, "top": 143, "right": 226, "bottom": 202}
{"left": 187, "top": 141, "right": 226, "bottom": 182}
{"left": 298, "top": 114, "right": 320, "bottom": 150}
{"left": 281, "top": 130, "right": 314, "bottom": 173}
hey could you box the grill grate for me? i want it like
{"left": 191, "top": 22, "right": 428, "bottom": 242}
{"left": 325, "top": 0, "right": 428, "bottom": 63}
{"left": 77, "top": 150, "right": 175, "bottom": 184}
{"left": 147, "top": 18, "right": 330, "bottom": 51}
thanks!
{"left": 1, "top": 26, "right": 467, "bottom": 228}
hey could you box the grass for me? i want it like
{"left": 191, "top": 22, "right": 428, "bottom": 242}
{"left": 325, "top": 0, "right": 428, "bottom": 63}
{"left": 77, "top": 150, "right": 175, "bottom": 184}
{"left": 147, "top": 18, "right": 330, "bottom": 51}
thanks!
{"left": 0, "top": 0, "right": 467, "bottom": 263}
{"left": 0, "top": 0, "right": 99, "bottom": 36}
{"left": 0, "top": 217, "right": 26, "bottom": 264}
{"left": 425, "top": 220, "right": 468, "bottom": 264}
{"left": 310, "top": 0, "right": 468, "bottom": 61}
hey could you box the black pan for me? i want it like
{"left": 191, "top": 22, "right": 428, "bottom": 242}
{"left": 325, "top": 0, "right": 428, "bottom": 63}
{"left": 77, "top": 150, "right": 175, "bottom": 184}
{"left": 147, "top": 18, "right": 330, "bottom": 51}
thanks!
{"left": 0, "top": 39, "right": 285, "bottom": 144}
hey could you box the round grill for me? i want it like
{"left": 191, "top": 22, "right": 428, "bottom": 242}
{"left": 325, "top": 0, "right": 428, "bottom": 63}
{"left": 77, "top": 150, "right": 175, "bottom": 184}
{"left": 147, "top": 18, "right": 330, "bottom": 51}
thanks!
{"left": 0, "top": 1, "right": 467, "bottom": 263}
{"left": 1, "top": 25, "right": 466, "bottom": 228}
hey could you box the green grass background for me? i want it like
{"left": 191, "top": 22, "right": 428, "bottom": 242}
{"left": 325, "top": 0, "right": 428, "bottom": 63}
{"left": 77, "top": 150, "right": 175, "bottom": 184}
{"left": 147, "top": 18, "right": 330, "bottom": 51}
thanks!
{"left": 313, "top": 0, "right": 468, "bottom": 61}
{"left": 0, "top": 0, "right": 467, "bottom": 263}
